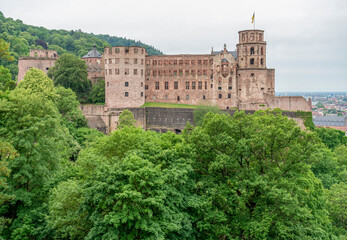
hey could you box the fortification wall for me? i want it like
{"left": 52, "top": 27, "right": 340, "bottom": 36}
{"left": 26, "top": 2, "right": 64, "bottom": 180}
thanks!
{"left": 265, "top": 95, "right": 312, "bottom": 112}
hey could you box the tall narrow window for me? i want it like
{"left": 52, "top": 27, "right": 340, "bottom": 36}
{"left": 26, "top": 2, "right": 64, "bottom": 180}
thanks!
{"left": 261, "top": 47, "right": 264, "bottom": 55}
{"left": 134, "top": 69, "right": 138, "bottom": 75}
{"left": 115, "top": 48, "right": 119, "bottom": 53}
{"left": 261, "top": 58, "right": 264, "bottom": 65}
{"left": 174, "top": 81, "right": 178, "bottom": 90}
{"left": 192, "top": 81, "right": 196, "bottom": 89}
{"left": 198, "top": 81, "right": 202, "bottom": 89}
{"left": 125, "top": 82, "right": 129, "bottom": 87}
{"left": 155, "top": 82, "right": 159, "bottom": 90}
{"left": 185, "top": 81, "right": 190, "bottom": 90}
{"left": 250, "top": 58, "right": 254, "bottom": 65}
{"left": 186, "top": 95, "right": 189, "bottom": 100}
{"left": 205, "top": 81, "right": 207, "bottom": 89}
{"left": 250, "top": 47, "right": 254, "bottom": 55}
{"left": 125, "top": 68, "right": 129, "bottom": 75}
{"left": 165, "top": 81, "right": 169, "bottom": 90}
{"left": 125, "top": 92, "right": 129, "bottom": 97}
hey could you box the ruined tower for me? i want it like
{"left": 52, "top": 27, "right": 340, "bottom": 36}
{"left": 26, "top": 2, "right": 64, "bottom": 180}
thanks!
{"left": 81, "top": 44, "right": 104, "bottom": 84}
{"left": 17, "top": 49, "right": 58, "bottom": 83}
{"left": 236, "top": 30, "right": 275, "bottom": 109}
{"left": 104, "top": 46, "right": 146, "bottom": 108}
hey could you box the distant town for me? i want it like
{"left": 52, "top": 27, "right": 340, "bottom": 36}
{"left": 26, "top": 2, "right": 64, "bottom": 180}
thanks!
{"left": 277, "top": 92, "right": 347, "bottom": 133}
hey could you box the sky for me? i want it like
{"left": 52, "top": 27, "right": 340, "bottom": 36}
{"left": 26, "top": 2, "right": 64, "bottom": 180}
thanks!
{"left": 1, "top": 0, "right": 347, "bottom": 92}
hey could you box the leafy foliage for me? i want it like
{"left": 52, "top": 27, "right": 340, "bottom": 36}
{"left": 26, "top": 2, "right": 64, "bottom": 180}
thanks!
{"left": 0, "top": 65, "right": 15, "bottom": 91}
{"left": 88, "top": 78, "right": 105, "bottom": 104}
{"left": 117, "top": 109, "right": 136, "bottom": 129}
{"left": 193, "top": 103, "right": 225, "bottom": 126}
{"left": 47, "top": 53, "right": 91, "bottom": 103}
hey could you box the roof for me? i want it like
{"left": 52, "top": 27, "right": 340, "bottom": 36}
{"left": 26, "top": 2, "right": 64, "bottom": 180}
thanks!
{"left": 313, "top": 116, "right": 346, "bottom": 127}
{"left": 212, "top": 50, "right": 237, "bottom": 59}
{"left": 82, "top": 45, "right": 102, "bottom": 59}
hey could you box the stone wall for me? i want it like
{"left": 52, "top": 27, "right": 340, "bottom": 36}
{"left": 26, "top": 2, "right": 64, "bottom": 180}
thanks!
{"left": 265, "top": 95, "right": 312, "bottom": 112}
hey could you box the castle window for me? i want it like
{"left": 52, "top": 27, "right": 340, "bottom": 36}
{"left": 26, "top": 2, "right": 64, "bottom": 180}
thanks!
{"left": 125, "top": 58, "right": 129, "bottom": 64}
{"left": 134, "top": 58, "right": 138, "bottom": 64}
{"left": 109, "top": 48, "right": 112, "bottom": 54}
{"left": 198, "top": 60, "right": 202, "bottom": 65}
{"left": 158, "top": 60, "right": 162, "bottom": 65}
{"left": 141, "top": 92, "right": 143, "bottom": 97}
{"left": 125, "top": 68, "right": 129, "bottom": 75}
{"left": 141, "top": 49, "right": 144, "bottom": 54}
{"left": 145, "top": 85, "right": 148, "bottom": 90}
{"left": 153, "top": 60, "right": 157, "bottom": 65}
{"left": 203, "top": 95, "right": 206, "bottom": 100}
{"left": 219, "top": 94, "right": 222, "bottom": 98}
{"left": 173, "top": 71, "right": 177, "bottom": 76}
{"left": 109, "top": 69, "right": 112, "bottom": 75}
{"left": 141, "top": 82, "right": 143, "bottom": 87}
{"left": 209, "top": 59, "right": 213, "bottom": 65}
{"left": 261, "top": 87, "right": 264, "bottom": 90}
{"left": 115, "top": 58, "right": 119, "bottom": 64}
{"left": 250, "top": 47, "right": 255, "bottom": 55}
{"left": 177, "top": 96, "right": 180, "bottom": 101}
{"left": 186, "top": 81, "right": 190, "bottom": 90}
{"left": 146, "top": 70, "right": 150, "bottom": 76}
{"left": 155, "top": 82, "right": 160, "bottom": 90}
{"left": 153, "top": 70, "right": 157, "bottom": 77}
{"left": 228, "top": 93, "right": 231, "bottom": 98}
{"left": 198, "top": 81, "right": 202, "bottom": 89}
{"left": 46, "top": 67, "right": 49, "bottom": 70}
{"left": 186, "top": 95, "right": 189, "bottom": 100}
{"left": 109, "top": 59, "right": 112, "bottom": 64}
{"left": 218, "top": 86, "right": 222, "bottom": 90}
{"left": 261, "top": 58, "right": 264, "bottom": 65}
{"left": 251, "top": 73, "right": 254, "bottom": 76}
{"left": 228, "top": 77, "right": 232, "bottom": 85}
{"left": 165, "top": 81, "right": 169, "bottom": 90}
{"left": 250, "top": 58, "right": 254, "bottom": 65}
{"left": 203, "top": 60, "right": 208, "bottom": 65}
{"left": 125, "top": 49, "right": 129, "bottom": 54}
{"left": 141, "top": 59, "right": 144, "bottom": 65}
{"left": 203, "top": 70, "right": 207, "bottom": 75}
{"left": 173, "top": 60, "right": 177, "bottom": 65}
{"left": 228, "top": 86, "right": 232, "bottom": 90}
{"left": 125, "top": 82, "right": 129, "bottom": 87}
{"left": 185, "top": 70, "right": 189, "bottom": 76}
{"left": 211, "top": 84, "right": 213, "bottom": 88}
{"left": 185, "top": 60, "right": 190, "bottom": 65}
{"left": 191, "top": 60, "right": 195, "bottom": 65}
{"left": 134, "top": 48, "right": 138, "bottom": 54}
{"left": 125, "top": 92, "right": 129, "bottom": 97}
{"left": 107, "top": 82, "right": 109, "bottom": 87}
{"left": 158, "top": 71, "right": 162, "bottom": 76}
{"left": 164, "top": 60, "right": 168, "bottom": 65}
{"left": 191, "top": 70, "right": 195, "bottom": 76}
{"left": 153, "top": 96, "right": 156, "bottom": 100}
{"left": 146, "top": 60, "right": 150, "bottom": 65}
{"left": 198, "top": 70, "right": 202, "bottom": 76}
{"left": 179, "top": 60, "right": 183, "bottom": 65}
{"left": 192, "top": 81, "right": 196, "bottom": 89}
{"left": 179, "top": 69, "right": 183, "bottom": 76}
{"left": 174, "top": 81, "right": 178, "bottom": 89}
{"left": 134, "top": 69, "right": 138, "bottom": 75}
{"left": 141, "top": 69, "right": 143, "bottom": 76}
{"left": 115, "top": 48, "right": 119, "bottom": 53}
{"left": 205, "top": 81, "right": 207, "bottom": 89}
{"left": 115, "top": 69, "right": 120, "bottom": 75}
{"left": 261, "top": 47, "right": 264, "bottom": 55}
{"left": 210, "top": 73, "right": 213, "bottom": 80}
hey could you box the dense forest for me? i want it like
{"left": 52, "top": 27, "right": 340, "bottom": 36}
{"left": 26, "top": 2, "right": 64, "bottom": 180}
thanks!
{"left": 0, "top": 11, "right": 162, "bottom": 81}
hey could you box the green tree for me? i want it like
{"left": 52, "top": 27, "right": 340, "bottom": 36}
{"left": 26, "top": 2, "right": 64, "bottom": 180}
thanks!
{"left": 0, "top": 65, "right": 15, "bottom": 91}
{"left": 0, "top": 39, "right": 14, "bottom": 62}
{"left": 193, "top": 103, "right": 225, "bottom": 126}
{"left": 47, "top": 53, "right": 91, "bottom": 102}
{"left": 117, "top": 109, "right": 136, "bottom": 129}
{"left": 88, "top": 78, "right": 105, "bottom": 104}
{"left": 186, "top": 110, "right": 333, "bottom": 239}
{"left": 315, "top": 127, "right": 346, "bottom": 150}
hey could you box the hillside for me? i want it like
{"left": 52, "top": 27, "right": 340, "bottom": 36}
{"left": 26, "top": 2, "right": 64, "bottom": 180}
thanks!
{"left": 0, "top": 11, "right": 163, "bottom": 80}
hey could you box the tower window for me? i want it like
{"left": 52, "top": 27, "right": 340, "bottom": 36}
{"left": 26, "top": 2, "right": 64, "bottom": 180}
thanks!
{"left": 186, "top": 95, "right": 189, "bottom": 100}
{"left": 251, "top": 73, "right": 254, "bottom": 76}
{"left": 205, "top": 81, "right": 207, "bottom": 89}
{"left": 174, "top": 81, "right": 178, "bottom": 89}
{"left": 141, "top": 92, "right": 143, "bottom": 97}
{"left": 198, "top": 81, "right": 202, "bottom": 89}
{"left": 250, "top": 58, "right": 254, "bottom": 65}
{"left": 107, "top": 82, "right": 109, "bottom": 87}
{"left": 261, "top": 58, "right": 264, "bottom": 65}
{"left": 155, "top": 82, "right": 159, "bottom": 90}
{"left": 192, "top": 81, "right": 196, "bottom": 89}
{"left": 125, "top": 82, "right": 129, "bottom": 87}
{"left": 186, "top": 81, "right": 190, "bottom": 90}
{"left": 261, "top": 47, "right": 264, "bottom": 55}
{"left": 134, "top": 58, "right": 138, "bottom": 64}
{"left": 115, "top": 48, "right": 119, "bottom": 53}
{"left": 145, "top": 85, "right": 148, "bottom": 90}
{"left": 165, "top": 81, "right": 169, "bottom": 90}
{"left": 250, "top": 47, "right": 254, "bottom": 55}
{"left": 219, "top": 94, "right": 222, "bottom": 99}
{"left": 203, "top": 95, "right": 206, "bottom": 100}
{"left": 177, "top": 96, "right": 180, "bottom": 101}
{"left": 125, "top": 49, "right": 129, "bottom": 54}
{"left": 134, "top": 69, "right": 138, "bottom": 75}
{"left": 228, "top": 93, "right": 231, "bottom": 98}
{"left": 125, "top": 92, "right": 129, "bottom": 97}
{"left": 125, "top": 69, "right": 129, "bottom": 75}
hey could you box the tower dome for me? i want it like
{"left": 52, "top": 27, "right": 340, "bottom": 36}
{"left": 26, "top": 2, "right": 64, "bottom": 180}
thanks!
{"left": 82, "top": 44, "right": 102, "bottom": 59}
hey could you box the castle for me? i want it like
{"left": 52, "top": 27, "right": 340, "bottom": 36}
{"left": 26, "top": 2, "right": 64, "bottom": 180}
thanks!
{"left": 17, "top": 29, "right": 312, "bottom": 132}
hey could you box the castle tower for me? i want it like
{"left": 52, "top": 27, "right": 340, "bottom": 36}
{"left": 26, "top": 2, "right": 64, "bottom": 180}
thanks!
{"left": 82, "top": 44, "right": 104, "bottom": 84}
{"left": 235, "top": 30, "right": 275, "bottom": 108}
{"left": 237, "top": 30, "right": 266, "bottom": 69}
{"left": 104, "top": 46, "right": 146, "bottom": 108}
{"left": 17, "top": 49, "right": 58, "bottom": 83}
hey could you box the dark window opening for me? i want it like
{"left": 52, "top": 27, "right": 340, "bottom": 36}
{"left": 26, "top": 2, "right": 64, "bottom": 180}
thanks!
{"left": 261, "top": 58, "right": 264, "bottom": 65}
{"left": 218, "top": 94, "right": 222, "bottom": 99}
{"left": 174, "top": 81, "right": 178, "bottom": 89}
{"left": 125, "top": 92, "right": 129, "bottom": 97}
{"left": 203, "top": 95, "right": 206, "bottom": 100}
{"left": 250, "top": 47, "right": 254, "bottom": 55}
{"left": 228, "top": 93, "right": 231, "bottom": 98}
{"left": 125, "top": 82, "right": 129, "bottom": 87}
{"left": 177, "top": 96, "right": 180, "bottom": 101}
{"left": 251, "top": 73, "right": 254, "bottom": 76}
{"left": 250, "top": 58, "right": 254, "bottom": 65}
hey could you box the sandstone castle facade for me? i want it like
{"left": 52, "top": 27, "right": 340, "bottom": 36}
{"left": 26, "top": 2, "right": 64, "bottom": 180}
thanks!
{"left": 18, "top": 29, "right": 312, "bottom": 132}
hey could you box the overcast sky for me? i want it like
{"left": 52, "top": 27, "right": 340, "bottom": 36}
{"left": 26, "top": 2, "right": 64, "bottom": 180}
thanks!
{"left": 1, "top": 0, "right": 346, "bottom": 92}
